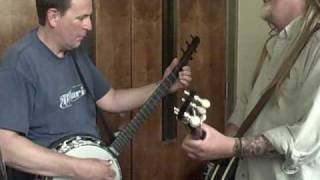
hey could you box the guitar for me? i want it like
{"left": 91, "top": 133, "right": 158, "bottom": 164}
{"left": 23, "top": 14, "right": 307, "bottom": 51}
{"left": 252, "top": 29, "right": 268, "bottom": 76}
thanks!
{"left": 203, "top": 157, "right": 238, "bottom": 180}
{"left": 174, "top": 90, "right": 210, "bottom": 140}
{"left": 175, "top": 91, "right": 238, "bottom": 180}
{"left": 40, "top": 36, "right": 200, "bottom": 180}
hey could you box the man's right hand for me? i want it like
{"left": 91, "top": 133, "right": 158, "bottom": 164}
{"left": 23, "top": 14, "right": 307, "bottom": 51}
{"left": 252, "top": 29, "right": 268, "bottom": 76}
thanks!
{"left": 0, "top": 130, "right": 117, "bottom": 179}
{"left": 73, "top": 158, "right": 116, "bottom": 180}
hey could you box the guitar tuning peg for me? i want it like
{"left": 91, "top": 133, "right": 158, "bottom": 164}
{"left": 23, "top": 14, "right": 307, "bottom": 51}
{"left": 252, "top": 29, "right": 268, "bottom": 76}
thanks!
{"left": 173, "top": 107, "right": 180, "bottom": 115}
{"left": 189, "top": 115, "right": 201, "bottom": 128}
{"left": 184, "top": 90, "right": 190, "bottom": 96}
{"left": 181, "top": 97, "right": 186, "bottom": 102}
{"left": 200, "top": 114, "right": 207, "bottom": 122}
{"left": 182, "top": 111, "right": 198, "bottom": 126}
{"left": 194, "top": 95, "right": 211, "bottom": 108}
{"left": 182, "top": 112, "right": 192, "bottom": 123}
{"left": 191, "top": 103, "right": 206, "bottom": 115}
{"left": 189, "top": 102, "right": 206, "bottom": 116}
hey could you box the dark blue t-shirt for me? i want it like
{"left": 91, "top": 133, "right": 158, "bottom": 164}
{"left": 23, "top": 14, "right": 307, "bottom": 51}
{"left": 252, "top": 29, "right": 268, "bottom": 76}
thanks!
{"left": 0, "top": 29, "right": 111, "bottom": 147}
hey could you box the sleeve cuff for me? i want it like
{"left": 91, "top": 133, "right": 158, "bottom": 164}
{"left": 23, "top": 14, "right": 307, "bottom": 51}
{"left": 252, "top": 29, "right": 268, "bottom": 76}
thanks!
{"left": 264, "top": 127, "right": 304, "bottom": 175}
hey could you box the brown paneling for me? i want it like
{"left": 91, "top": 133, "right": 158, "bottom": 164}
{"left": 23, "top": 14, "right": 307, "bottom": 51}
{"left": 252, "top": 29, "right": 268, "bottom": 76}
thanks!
{"left": 95, "top": 0, "right": 227, "bottom": 179}
{"left": 131, "top": 0, "right": 164, "bottom": 179}
{"left": 174, "top": 0, "right": 227, "bottom": 178}
{"left": 1, "top": 0, "right": 227, "bottom": 179}
{"left": 0, "top": 0, "right": 37, "bottom": 57}
{"left": 178, "top": 0, "right": 227, "bottom": 132}
{"left": 95, "top": 0, "right": 133, "bottom": 179}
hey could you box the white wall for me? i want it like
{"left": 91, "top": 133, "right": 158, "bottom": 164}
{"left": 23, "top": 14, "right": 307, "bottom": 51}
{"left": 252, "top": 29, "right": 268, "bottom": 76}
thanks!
{"left": 236, "top": 1, "right": 269, "bottom": 97}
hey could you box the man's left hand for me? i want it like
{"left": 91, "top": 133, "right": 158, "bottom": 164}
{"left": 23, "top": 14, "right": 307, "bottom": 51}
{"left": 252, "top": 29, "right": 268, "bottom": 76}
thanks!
{"left": 162, "top": 58, "right": 192, "bottom": 93}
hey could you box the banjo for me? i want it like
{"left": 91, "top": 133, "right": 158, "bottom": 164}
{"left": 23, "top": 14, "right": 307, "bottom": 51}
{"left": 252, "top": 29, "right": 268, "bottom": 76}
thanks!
{"left": 40, "top": 36, "right": 200, "bottom": 180}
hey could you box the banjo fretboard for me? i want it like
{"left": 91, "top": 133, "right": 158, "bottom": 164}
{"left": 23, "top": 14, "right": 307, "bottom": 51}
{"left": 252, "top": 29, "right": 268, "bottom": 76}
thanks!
{"left": 109, "top": 36, "right": 200, "bottom": 156}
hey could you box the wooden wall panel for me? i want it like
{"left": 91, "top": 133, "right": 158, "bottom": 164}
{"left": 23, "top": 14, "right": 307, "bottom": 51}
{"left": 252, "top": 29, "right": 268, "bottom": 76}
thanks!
{"left": 0, "top": 0, "right": 37, "bottom": 57}
{"left": 0, "top": 0, "right": 227, "bottom": 179}
{"left": 96, "top": 0, "right": 227, "bottom": 179}
{"left": 95, "top": 0, "right": 133, "bottom": 179}
{"left": 178, "top": 0, "right": 227, "bottom": 132}
{"left": 173, "top": 0, "right": 227, "bottom": 178}
{"left": 130, "top": 0, "right": 164, "bottom": 179}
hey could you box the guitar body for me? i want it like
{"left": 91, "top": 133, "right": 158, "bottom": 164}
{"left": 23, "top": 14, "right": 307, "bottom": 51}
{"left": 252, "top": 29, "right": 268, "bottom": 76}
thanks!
{"left": 204, "top": 157, "right": 238, "bottom": 180}
{"left": 40, "top": 135, "right": 122, "bottom": 180}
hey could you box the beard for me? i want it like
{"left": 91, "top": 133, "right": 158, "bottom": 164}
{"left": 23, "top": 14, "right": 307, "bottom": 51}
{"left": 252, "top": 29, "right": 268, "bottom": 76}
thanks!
{"left": 261, "top": 2, "right": 274, "bottom": 26}
{"left": 260, "top": 3, "right": 279, "bottom": 30}
{"left": 261, "top": 3, "right": 273, "bottom": 24}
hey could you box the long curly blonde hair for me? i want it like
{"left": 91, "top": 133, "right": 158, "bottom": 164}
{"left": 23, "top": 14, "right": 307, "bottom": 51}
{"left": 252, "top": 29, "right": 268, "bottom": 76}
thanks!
{"left": 252, "top": 0, "right": 320, "bottom": 97}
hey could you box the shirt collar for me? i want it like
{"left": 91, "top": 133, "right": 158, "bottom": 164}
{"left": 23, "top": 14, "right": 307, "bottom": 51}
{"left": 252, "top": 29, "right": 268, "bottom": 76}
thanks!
{"left": 265, "top": 16, "right": 303, "bottom": 56}
{"left": 278, "top": 16, "right": 303, "bottom": 40}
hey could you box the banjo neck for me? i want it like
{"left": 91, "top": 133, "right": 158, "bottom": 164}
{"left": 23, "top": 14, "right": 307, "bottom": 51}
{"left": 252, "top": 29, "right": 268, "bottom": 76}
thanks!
{"left": 108, "top": 36, "right": 200, "bottom": 157}
{"left": 109, "top": 80, "right": 170, "bottom": 157}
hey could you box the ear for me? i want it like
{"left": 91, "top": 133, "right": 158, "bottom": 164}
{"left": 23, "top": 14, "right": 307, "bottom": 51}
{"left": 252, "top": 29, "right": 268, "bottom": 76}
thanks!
{"left": 46, "top": 8, "right": 61, "bottom": 27}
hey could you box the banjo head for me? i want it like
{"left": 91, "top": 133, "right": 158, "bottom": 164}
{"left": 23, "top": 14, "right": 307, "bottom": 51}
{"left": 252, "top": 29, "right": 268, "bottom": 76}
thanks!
{"left": 44, "top": 135, "right": 122, "bottom": 180}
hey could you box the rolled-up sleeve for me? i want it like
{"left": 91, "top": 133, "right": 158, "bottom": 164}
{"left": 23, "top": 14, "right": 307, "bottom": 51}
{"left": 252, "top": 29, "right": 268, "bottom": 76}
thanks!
{"left": 264, "top": 124, "right": 301, "bottom": 174}
{"left": 264, "top": 39, "right": 320, "bottom": 175}
{"left": 264, "top": 88, "right": 320, "bottom": 174}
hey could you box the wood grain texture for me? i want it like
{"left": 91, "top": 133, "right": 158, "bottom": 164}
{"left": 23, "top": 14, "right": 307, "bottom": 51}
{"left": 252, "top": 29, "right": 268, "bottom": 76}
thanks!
{"left": 95, "top": 0, "right": 133, "bottom": 179}
{"left": 95, "top": 0, "right": 227, "bottom": 179}
{"left": 0, "top": 0, "right": 227, "bottom": 179}
{"left": 178, "top": 0, "right": 227, "bottom": 132}
{"left": 0, "top": 0, "right": 37, "bottom": 57}
{"left": 174, "top": 0, "right": 227, "bottom": 178}
{"left": 131, "top": 0, "right": 164, "bottom": 179}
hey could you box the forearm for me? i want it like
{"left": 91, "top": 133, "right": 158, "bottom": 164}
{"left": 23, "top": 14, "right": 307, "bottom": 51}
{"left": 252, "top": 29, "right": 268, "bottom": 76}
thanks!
{"left": 233, "top": 135, "right": 279, "bottom": 158}
{"left": 115, "top": 82, "right": 158, "bottom": 110}
{"left": 97, "top": 82, "right": 159, "bottom": 112}
{"left": 0, "top": 130, "right": 78, "bottom": 177}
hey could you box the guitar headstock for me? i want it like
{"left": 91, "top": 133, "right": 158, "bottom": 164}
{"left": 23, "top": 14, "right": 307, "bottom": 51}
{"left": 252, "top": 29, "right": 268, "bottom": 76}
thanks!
{"left": 174, "top": 90, "right": 211, "bottom": 139}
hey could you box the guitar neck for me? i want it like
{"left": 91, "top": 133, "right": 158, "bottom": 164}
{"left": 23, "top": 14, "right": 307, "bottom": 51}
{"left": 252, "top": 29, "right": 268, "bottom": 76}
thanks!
{"left": 190, "top": 127, "right": 206, "bottom": 140}
{"left": 108, "top": 36, "right": 200, "bottom": 157}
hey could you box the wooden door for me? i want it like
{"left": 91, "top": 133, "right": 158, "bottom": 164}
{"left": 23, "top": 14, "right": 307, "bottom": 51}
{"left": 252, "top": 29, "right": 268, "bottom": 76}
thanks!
{"left": 0, "top": 0, "right": 227, "bottom": 179}
{"left": 0, "top": 0, "right": 37, "bottom": 56}
{"left": 95, "top": 0, "right": 226, "bottom": 179}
